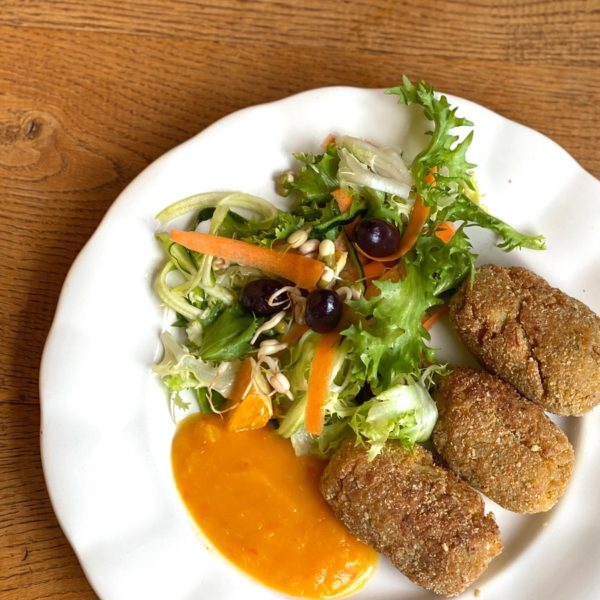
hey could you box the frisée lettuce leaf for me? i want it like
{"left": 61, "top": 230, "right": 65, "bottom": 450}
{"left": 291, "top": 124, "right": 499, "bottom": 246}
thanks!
{"left": 437, "top": 195, "right": 546, "bottom": 251}
{"left": 387, "top": 76, "right": 545, "bottom": 251}
{"left": 343, "top": 265, "right": 437, "bottom": 391}
{"left": 154, "top": 331, "right": 238, "bottom": 419}
{"left": 283, "top": 145, "right": 340, "bottom": 202}
{"left": 386, "top": 76, "right": 475, "bottom": 212}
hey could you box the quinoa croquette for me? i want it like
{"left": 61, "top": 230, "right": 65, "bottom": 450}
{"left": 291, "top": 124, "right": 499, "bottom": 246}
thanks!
{"left": 433, "top": 368, "right": 575, "bottom": 513}
{"left": 449, "top": 264, "right": 600, "bottom": 416}
{"left": 320, "top": 440, "right": 502, "bottom": 597}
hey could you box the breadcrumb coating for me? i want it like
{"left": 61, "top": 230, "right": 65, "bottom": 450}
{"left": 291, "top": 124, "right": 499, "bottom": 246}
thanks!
{"left": 449, "top": 265, "right": 600, "bottom": 415}
{"left": 320, "top": 440, "right": 502, "bottom": 597}
{"left": 433, "top": 368, "right": 575, "bottom": 513}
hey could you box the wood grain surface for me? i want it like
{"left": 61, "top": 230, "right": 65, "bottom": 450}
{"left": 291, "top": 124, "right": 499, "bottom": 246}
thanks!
{"left": 0, "top": 1, "right": 598, "bottom": 598}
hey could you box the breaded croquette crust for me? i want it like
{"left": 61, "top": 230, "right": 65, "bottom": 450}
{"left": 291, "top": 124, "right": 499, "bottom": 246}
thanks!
{"left": 433, "top": 368, "right": 574, "bottom": 513}
{"left": 449, "top": 264, "right": 600, "bottom": 415}
{"left": 320, "top": 440, "right": 502, "bottom": 597}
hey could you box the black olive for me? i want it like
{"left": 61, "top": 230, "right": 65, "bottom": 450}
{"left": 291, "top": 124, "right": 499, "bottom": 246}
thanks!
{"left": 305, "top": 289, "right": 342, "bottom": 333}
{"left": 355, "top": 383, "right": 374, "bottom": 405}
{"left": 240, "top": 279, "right": 289, "bottom": 316}
{"left": 354, "top": 217, "right": 401, "bottom": 257}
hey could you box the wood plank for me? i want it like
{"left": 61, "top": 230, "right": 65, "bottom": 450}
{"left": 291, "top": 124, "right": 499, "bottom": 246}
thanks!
{"left": 0, "top": 0, "right": 598, "bottom": 67}
{"left": 0, "top": 27, "right": 596, "bottom": 180}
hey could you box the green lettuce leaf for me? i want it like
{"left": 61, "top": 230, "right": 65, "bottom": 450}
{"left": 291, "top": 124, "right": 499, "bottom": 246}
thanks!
{"left": 197, "top": 304, "right": 262, "bottom": 361}
{"left": 286, "top": 145, "right": 340, "bottom": 202}
{"left": 153, "top": 331, "right": 238, "bottom": 418}
{"left": 278, "top": 145, "right": 368, "bottom": 237}
{"left": 343, "top": 264, "right": 438, "bottom": 391}
{"left": 217, "top": 209, "right": 304, "bottom": 247}
{"left": 341, "top": 226, "right": 476, "bottom": 395}
{"left": 360, "top": 186, "right": 410, "bottom": 228}
{"left": 350, "top": 380, "right": 438, "bottom": 459}
{"left": 193, "top": 387, "right": 227, "bottom": 414}
{"left": 413, "top": 224, "right": 475, "bottom": 295}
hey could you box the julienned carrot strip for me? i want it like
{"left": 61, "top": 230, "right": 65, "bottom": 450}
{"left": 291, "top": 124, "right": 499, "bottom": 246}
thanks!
{"left": 229, "top": 357, "right": 255, "bottom": 405}
{"left": 434, "top": 221, "right": 454, "bottom": 243}
{"left": 362, "top": 261, "right": 387, "bottom": 281}
{"left": 344, "top": 216, "right": 361, "bottom": 239}
{"left": 421, "top": 305, "right": 449, "bottom": 331}
{"left": 397, "top": 195, "right": 431, "bottom": 255}
{"left": 170, "top": 230, "right": 326, "bottom": 290}
{"left": 331, "top": 188, "right": 353, "bottom": 213}
{"left": 424, "top": 165, "right": 438, "bottom": 186}
{"left": 321, "top": 133, "right": 336, "bottom": 149}
{"left": 305, "top": 331, "right": 340, "bottom": 436}
{"left": 280, "top": 322, "right": 309, "bottom": 347}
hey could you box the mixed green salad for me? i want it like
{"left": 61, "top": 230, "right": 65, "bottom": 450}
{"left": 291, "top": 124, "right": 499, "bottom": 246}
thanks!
{"left": 154, "top": 77, "right": 544, "bottom": 459}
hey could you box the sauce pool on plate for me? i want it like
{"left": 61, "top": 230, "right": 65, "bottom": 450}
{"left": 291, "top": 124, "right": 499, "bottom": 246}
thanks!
{"left": 171, "top": 413, "right": 377, "bottom": 598}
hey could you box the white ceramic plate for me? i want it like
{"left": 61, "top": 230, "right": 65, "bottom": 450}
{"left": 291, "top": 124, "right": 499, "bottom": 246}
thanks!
{"left": 40, "top": 87, "right": 600, "bottom": 600}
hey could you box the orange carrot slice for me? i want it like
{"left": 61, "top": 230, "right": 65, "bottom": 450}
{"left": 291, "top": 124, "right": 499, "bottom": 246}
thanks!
{"left": 421, "top": 305, "right": 449, "bottom": 331}
{"left": 331, "top": 188, "right": 353, "bottom": 213}
{"left": 365, "top": 263, "right": 406, "bottom": 298}
{"left": 227, "top": 357, "right": 273, "bottom": 432}
{"left": 305, "top": 332, "right": 340, "bottom": 435}
{"left": 434, "top": 221, "right": 454, "bottom": 243}
{"left": 229, "top": 357, "right": 255, "bottom": 405}
{"left": 423, "top": 165, "right": 438, "bottom": 186}
{"left": 321, "top": 133, "right": 336, "bottom": 149}
{"left": 280, "top": 322, "right": 309, "bottom": 346}
{"left": 228, "top": 392, "right": 273, "bottom": 432}
{"left": 171, "top": 230, "right": 326, "bottom": 290}
{"left": 396, "top": 195, "right": 431, "bottom": 256}
{"left": 362, "top": 261, "right": 387, "bottom": 282}
{"left": 343, "top": 216, "right": 361, "bottom": 239}
{"left": 423, "top": 171, "right": 436, "bottom": 185}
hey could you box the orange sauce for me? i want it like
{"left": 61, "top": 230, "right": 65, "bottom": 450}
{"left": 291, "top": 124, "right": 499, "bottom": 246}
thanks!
{"left": 171, "top": 414, "right": 377, "bottom": 598}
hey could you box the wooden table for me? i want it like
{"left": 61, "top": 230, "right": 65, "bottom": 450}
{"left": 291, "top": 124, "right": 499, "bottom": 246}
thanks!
{"left": 1, "top": 1, "right": 598, "bottom": 598}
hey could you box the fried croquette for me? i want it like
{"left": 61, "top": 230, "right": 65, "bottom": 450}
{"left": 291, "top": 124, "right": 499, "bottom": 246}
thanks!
{"left": 433, "top": 368, "right": 575, "bottom": 513}
{"left": 449, "top": 264, "right": 600, "bottom": 415}
{"left": 320, "top": 439, "right": 502, "bottom": 597}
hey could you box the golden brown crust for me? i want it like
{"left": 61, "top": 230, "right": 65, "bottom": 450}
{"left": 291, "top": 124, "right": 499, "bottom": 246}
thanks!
{"left": 433, "top": 368, "right": 575, "bottom": 513}
{"left": 449, "top": 264, "right": 600, "bottom": 415}
{"left": 320, "top": 440, "right": 502, "bottom": 597}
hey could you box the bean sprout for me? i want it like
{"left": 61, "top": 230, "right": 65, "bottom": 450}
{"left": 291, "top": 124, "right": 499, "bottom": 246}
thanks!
{"left": 250, "top": 310, "right": 287, "bottom": 344}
